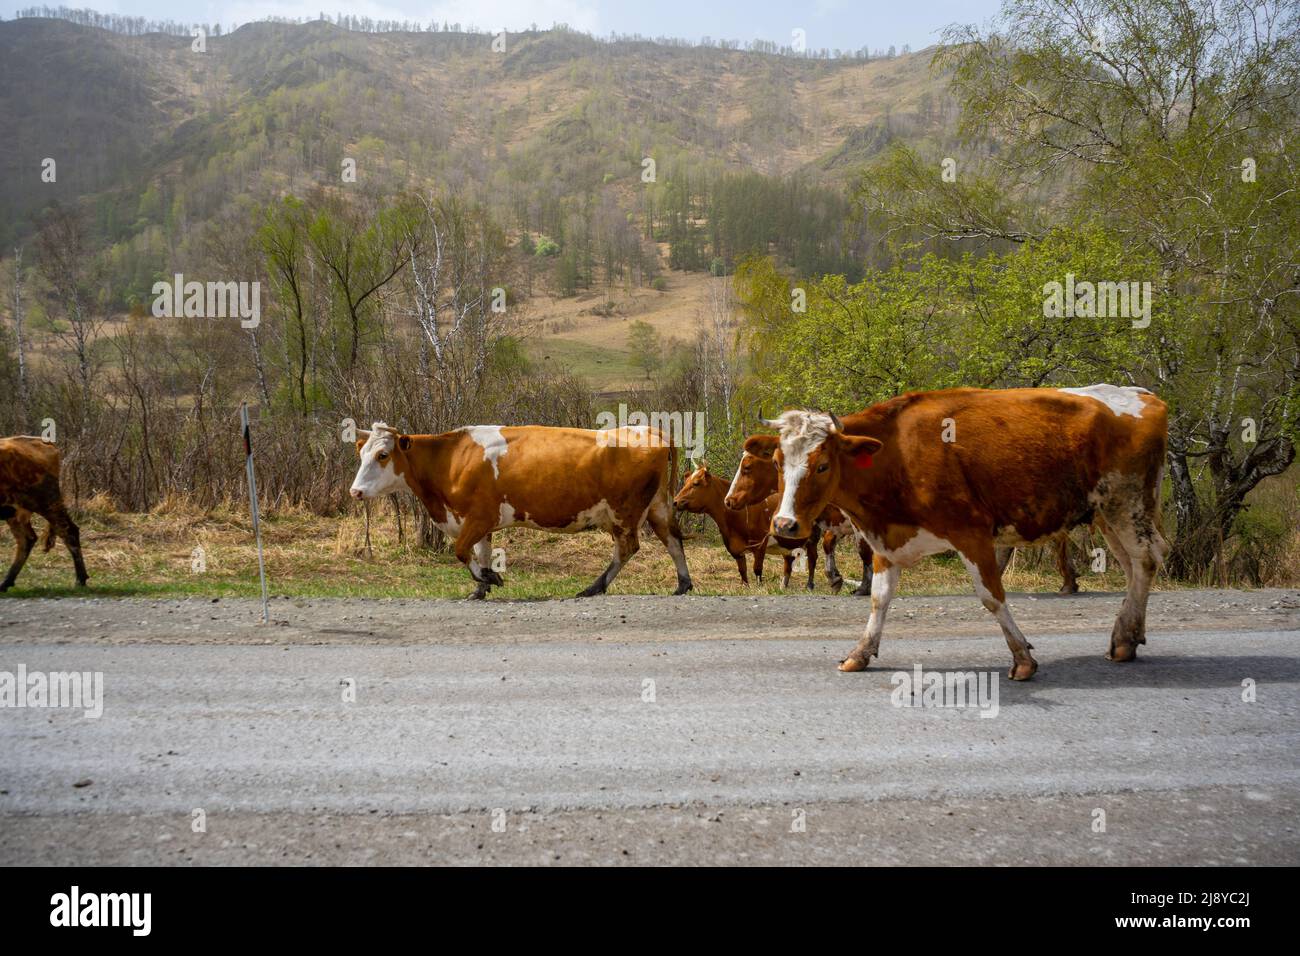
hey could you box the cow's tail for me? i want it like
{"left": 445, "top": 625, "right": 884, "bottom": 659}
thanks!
{"left": 41, "top": 522, "right": 57, "bottom": 552}
{"left": 665, "top": 438, "right": 689, "bottom": 542}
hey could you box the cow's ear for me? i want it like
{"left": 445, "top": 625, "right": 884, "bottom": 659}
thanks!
{"left": 743, "top": 435, "right": 778, "bottom": 460}
{"left": 355, "top": 438, "right": 367, "bottom": 455}
{"left": 398, "top": 435, "right": 412, "bottom": 452}
{"left": 838, "top": 434, "right": 883, "bottom": 469}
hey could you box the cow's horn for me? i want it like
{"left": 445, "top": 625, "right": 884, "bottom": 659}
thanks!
{"left": 355, "top": 428, "right": 372, "bottom": 441}
{"left": 377, "top": 424, "right": 401, "bottom": 436}
{"left": 826, "top": 411, "right": 843, "bottom": 432}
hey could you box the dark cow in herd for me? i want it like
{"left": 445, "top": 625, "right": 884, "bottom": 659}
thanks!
{"left": 349, "top": 421, "right": 692, "bottom": 598}
{"left": 739, "top": 385, "right": 1168, "bottom": 679}
{"left": 0, "top": 436, "right": 88, "bottom": 591}
{"left": 672, "top": 463, "right": 852, "bottom": 590}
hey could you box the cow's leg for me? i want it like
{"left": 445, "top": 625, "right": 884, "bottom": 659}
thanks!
{"left": 1055, "top": 532, "right": 1079, "bottom": 594}
{"left": 454, "top": 520, "right": 497, "bottom": 599}
{"left": 1, "top": 510, "right": 39, "bottom": 591}
{"left": 821, "top": 530, "right": 844, "bottom": 593}
{"left": 1099, "top": 507, "right": 1166, "bottom": 663}
{"left": 475, "top": 534, "right": 504, "bottom": 587}
{"left": 41, "top": 502, "right": 88, "bottom": 588}
{"left": 805, "top": 538, "right": 818, "bottom": 591}
{"left": 995, "top": 546, "right": 1014, "bottom": 574}
{"left": 578, "top": 528, "right": 639, "bottom": 597}
{"left": 957, "top": 539, "right": 1037, "bottom": 680}
{"left": 839, "top": 555, "right": 898, "bottom": 671}
{"left": 853, "top": 538, "right": 872, "bottom": 596}
{"left": 734, "top": 552, "right": 749, "bottom": 586}
{"left": 753, "top": 541, "right": 767, "bottom": 583}
{"left": 644, "top": 500, "right": 692, "bottom": 595}
{"left": 780, "top": 553, "right": 792, "bottom": 589}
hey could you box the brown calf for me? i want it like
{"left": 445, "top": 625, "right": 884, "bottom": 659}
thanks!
{"left": 0, "top": 436, "right": 88, "bottom": 591}
{"left": 725, "top": 451, "right": 873, "bottom": 596}
{"left": 672, "top": 464, "right": 837, "bottom": 589}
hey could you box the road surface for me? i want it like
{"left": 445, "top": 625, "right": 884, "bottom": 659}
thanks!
{"left": 1, "top": 589, "right": 1298, "bottom": 864}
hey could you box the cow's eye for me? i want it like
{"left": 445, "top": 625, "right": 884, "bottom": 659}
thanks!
{"left": 377, "top": 452, "right": 388, "bottom": 461}
{"left": 816, "top": 462, "right": 829, "bottom": 474}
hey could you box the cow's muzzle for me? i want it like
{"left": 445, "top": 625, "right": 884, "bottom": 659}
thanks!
{"left": 349, "top": 488, "right": 365, "bottom": 500}
{"left": 772, "top": 516, "right": 799, "bottom": 536}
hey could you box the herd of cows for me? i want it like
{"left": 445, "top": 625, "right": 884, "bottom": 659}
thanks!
{"left": 2, "top": 383, "right": 1169, "bottom": 681}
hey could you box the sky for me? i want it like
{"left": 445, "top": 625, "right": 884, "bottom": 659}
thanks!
{"left": 0, "top": 0, "right": 1006, "bottom": 51}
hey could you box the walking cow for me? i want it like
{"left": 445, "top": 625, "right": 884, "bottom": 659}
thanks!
{"left": 0, "top": 436, "right": 89, "bottom": 591}
{"left": 740, "top": 385, "right": 1168, "bottom": 679}
{"left": 349, "top": 421, "right": 692, "bottom": 599}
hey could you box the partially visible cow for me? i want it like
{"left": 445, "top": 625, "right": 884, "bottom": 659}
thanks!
{"left": 0, "top": 436, "right": 88, "bottom": 591}
{"left": 349, "top": 421, "right": 692, "bottom": 599}
{"left": 995, "top": 533, "right": 1080, "bottom": 594}
{"left": 672, "top": 463, "right": 840, "bottom": 589}
{"left": 725, "top": 450, "right": 874, "bottom": 596}
{"left": 742, "top": 385, "right": 1168, "bottom": 679}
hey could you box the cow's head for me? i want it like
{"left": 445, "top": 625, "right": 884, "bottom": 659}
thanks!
{"left": 673, "top": 463, "right": 714, "bottom": 513}
{"left": 350, "top": 422, "right": 412, "bottom": 499}
{"left": 724, "top": 441, "right": 779, "bottom": 510}
{"left": 759, "top": 410, "right": 882, "bottom": 539}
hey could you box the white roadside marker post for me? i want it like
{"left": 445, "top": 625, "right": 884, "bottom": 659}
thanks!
{"left": 241, "top": 401, "right": 270, "bottom": 624}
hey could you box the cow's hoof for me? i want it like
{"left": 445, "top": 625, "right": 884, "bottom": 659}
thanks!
{"left": 830, "top": 580, "right": 844, "bottom": 595}
{"left": 469, "top": 586, "right": 489, "bottom": 600}
{"left": 1059, "top": 583, "right": 1079, "bottom": 595}
{"left": 853, "top": 587, "right": 871, "bottom": 598}
{"left": 673, "top": 580, "right": 693, "bottom": 596}
{"left": 838, "top": 657, "right": 869, "bottom": 673}
{"left": 576, "top": 584, "right": 606, "bottom": 598}
{"left": 1106, "top": 643, "right": 1138, "bottom": 662}
{"left": 0, "top": 582, "right": 12, "bottom": 592}
{"left": 485, "top": 569, "right": 505, "bottom": 587}
{"left": 1007, "top": 658, "right": 1038, "bottom": 681}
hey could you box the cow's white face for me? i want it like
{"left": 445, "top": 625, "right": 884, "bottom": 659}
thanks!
{"left": 350, "top": 423, "right": 409, "bottom": 499}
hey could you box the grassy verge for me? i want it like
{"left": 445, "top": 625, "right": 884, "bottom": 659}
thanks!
{"left": 0, "top": 500, "right": 1183, "bottom": 601}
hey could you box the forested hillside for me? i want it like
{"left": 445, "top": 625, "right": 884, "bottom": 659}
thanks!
{"left": 0, "top": 16, "right": 958, "bottom": 297}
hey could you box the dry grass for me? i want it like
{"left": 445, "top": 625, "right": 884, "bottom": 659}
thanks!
{"left": 1, "top": 501, "right": 1185, "bottom": 601}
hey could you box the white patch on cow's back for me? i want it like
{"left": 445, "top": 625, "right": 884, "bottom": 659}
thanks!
{"left": 1058, "top": 384, "right": 1151, "bottom": 418}
{"left": 462, "top": 425, "right": 508, "bottom": 478}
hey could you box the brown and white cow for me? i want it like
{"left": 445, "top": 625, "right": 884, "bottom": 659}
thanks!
{"left": 0, "top": 436, "right": 88, "bottom": 591}
{"left": 349, "top": 421, "right": 692, "bottom": 599}
{"left": 672, "top": 463, "right": 840, "bottom": 589}
{"left": 725, "top": 451, "right": 874, "bottom": 596}
{"left": 742, "top": 385, "right": 1168, "bottom": 679}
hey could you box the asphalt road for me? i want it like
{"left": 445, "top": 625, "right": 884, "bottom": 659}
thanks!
{"left": 1, "top": 590, "right": 1298, "bottom": 864}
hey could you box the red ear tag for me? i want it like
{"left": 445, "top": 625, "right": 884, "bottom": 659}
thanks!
{"left": 854, "top": 451, "right": 874, "bottom": 469}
